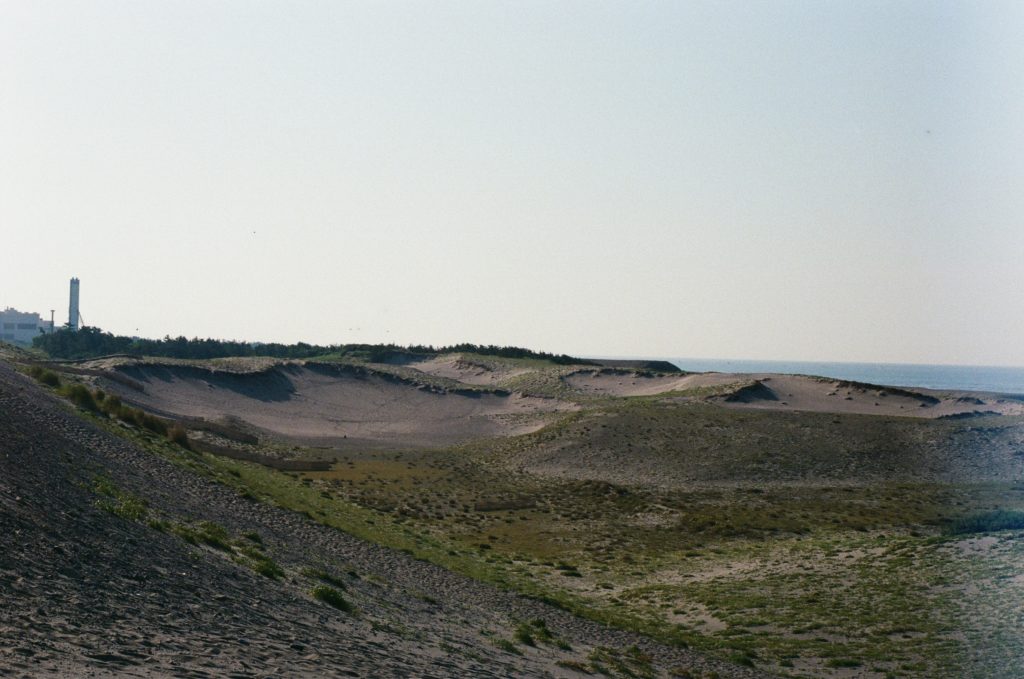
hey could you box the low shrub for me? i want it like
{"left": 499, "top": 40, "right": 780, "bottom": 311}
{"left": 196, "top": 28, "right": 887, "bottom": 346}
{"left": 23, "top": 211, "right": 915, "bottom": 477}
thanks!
{"left": 492, "top": 638, "right": 521, "bottom": 655}
{"left": 195, "top": 521, "right": 232, "bottom": 550}
{"left": 100, "top": 394, "right": 122, "bottom": 415}
{"left": 92, "top": 476, "right": 148, "bottom": 521}
{"left": 97, "top": 494, "right": 148, "bottom": 521}
{"left": 167, "top": 424, "right": 191, "bottom": 450}
{"left": 132, "top": 409, "right": 168, "bottom": 436}
{"left": 250, "top": 557, "right": 285, "bottom": 579}
{"left": 513, "top": 624, "right": 535, "bottom": 647}
{"left": 61, "top": 383, "right": 99, "bottom": 411}
{"left": 311, "top": 585, "right": 352, "bottom": 612}
{"left": 29, "top": 365, "right": 62, "bottom": 387}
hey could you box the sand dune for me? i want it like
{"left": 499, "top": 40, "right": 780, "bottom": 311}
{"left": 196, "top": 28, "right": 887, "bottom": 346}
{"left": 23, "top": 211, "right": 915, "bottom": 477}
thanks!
{"left": 563, "top": 368, "right": 742, "bottom": 397}
{"left": 713, "top": 373, "right": 1024, "bottom": 419}
{"left": 556, "top": 367, "right": 1023, "bottom": 419}
{"left": 401, "top": 354, "right": 535, "bottom": 386}
{"left": 102, "top": 361, "right": 572, "bottom": 449}
{"left": 1, "top": 360, "right": 764, "bottom": 679}
{"left": 90, "top": 359, "right": 1024, "bottom": 457}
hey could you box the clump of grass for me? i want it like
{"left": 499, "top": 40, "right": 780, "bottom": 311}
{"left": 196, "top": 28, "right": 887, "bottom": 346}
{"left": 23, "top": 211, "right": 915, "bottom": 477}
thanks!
{"left": 948, "top": 510, "right": 1024, "bottom": 535}
{"left": 99, "top": 393, "right": 121, "bottom": 414}
{"left": 92, "top": 475, "right": 148, "bottom": 521}
{"left": 29, "top": 365, "right": 61, "bottom": 387}
{"left": 513, "top": 618, "right": 557, "bottom": 648}
{"left": 64, "top": 383, "right": 171, "bottom": 437}
{"left": 132, "top": 409, "right": 168, "bottom": 436}
{"left": 556, "top": 659, "right": 591, "bottom": 673}
{"left": 167, "top": 423, "right": 192, "bottom": 450}
{"left": 311, "top": 584, "right": 353, "bottom": 612}
{"left": 556, "top": 562, "right": 583, "bottom": 577}
{"left": 60, "top": 383, "right": 99, "bottom": 411}
{"left": 248, "top": 555, "right": 285, "bottom": 579}
{"left": 181, "top": 533, "right": 283, "bottom": 579}
{"left": 729, "top": 651, "right": 755, "bottom": 667}
{"left": 214, "top": 537, "right": 285, "bottom": 579}
{"left": 194, "top": 521, "right": 232, "bottom": 550}
{"left": 492, "top": 638, "right": 522, "bottom": 655}
{"left": 514, "top": 623, "right": 536, "bottom": 646}
{"left": 586, "top": 646, "right": 657, "bottom": 679}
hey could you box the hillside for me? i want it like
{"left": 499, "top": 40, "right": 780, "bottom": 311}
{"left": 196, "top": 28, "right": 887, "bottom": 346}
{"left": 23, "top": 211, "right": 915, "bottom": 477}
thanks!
{"left": 5, "top": 346, "right": 1024, "bottom": 677}
{"left": 0, "top": 357, "right": 764, "bottom": 678}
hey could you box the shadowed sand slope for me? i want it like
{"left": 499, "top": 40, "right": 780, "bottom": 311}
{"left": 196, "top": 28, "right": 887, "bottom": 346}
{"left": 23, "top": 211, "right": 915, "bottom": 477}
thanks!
{"left": 104, "top": 362, "right": 572, "bottom": 448}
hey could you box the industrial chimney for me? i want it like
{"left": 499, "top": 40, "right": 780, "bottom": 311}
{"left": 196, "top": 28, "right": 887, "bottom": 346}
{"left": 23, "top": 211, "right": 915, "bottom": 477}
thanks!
{"left": 69, "top": 277, "right": 80, "bottom": 331}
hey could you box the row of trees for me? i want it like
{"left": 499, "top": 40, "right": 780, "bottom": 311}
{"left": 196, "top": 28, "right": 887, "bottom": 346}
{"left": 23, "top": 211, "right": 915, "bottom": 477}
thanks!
{"left": 32, "top": 327, "right": 590, "bottom": 365}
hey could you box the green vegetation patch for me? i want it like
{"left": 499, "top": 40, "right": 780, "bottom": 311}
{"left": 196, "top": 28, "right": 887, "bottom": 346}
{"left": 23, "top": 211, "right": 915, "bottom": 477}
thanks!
{"left": 310, "top": 584, "right": 353, "bottom": 612}
{"left": 92, "top": 475, "right": 148, "bottom": 521}
{"left": 28, "top": 365, "right": 61, "bottom": 387}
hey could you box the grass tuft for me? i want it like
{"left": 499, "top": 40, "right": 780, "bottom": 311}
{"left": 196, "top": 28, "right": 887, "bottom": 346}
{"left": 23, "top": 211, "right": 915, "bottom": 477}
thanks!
{"left": 167, "top": 423, "right": 192, "bottom": 450}
{"left": 29, "top": 365, "right": 61, "bottom": 387}
{"left": 60, "top": 383, "right": 99, "bottom": 411}
{"left": 311, "top": 584, "right": 353, "bottom": 612}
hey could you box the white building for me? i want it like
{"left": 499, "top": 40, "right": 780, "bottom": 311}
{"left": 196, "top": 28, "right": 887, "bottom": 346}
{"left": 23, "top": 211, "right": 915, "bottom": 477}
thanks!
{"left": 0, "top": 308, "right": 51, "bottom": 345}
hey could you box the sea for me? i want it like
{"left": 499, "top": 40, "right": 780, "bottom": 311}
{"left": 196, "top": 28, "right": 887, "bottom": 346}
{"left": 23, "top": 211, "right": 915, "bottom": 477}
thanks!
{"left": 667, "top": 358, "right": 1024, "bottom": 396}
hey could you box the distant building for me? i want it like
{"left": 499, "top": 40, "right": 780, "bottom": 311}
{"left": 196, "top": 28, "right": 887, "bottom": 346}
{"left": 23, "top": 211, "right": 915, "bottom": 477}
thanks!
{"left": 69, "top": 277, "right": 80, "bottom": 331}
{"left": 0, "top": 308, "right": 52, "bottom": 345}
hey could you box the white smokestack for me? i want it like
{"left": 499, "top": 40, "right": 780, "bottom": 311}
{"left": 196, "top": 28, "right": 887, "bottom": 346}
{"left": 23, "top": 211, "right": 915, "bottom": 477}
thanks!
{"left": 69, "top": 277, "right": 80, "bottom": 331}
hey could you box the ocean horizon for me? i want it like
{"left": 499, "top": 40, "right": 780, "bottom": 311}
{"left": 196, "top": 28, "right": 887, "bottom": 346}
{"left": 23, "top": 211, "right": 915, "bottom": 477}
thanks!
{"left": 662, "top": 358, "right": 1024, "bottom": 395}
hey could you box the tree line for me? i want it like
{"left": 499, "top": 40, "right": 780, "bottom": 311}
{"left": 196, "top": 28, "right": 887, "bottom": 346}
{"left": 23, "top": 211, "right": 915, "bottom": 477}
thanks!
{"left": 32, "top": 327, "right": 592, "bottom": 365}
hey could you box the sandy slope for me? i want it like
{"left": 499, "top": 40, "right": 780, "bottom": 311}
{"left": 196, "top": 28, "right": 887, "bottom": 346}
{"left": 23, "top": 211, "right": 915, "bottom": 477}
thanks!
{"left": 562, "top": 368, "right": 1023, "bottom": 419}
{"left": 100, "top": 361, "right": 571, "bottom": 449}
{"left": 563, "top": 369, "right": 742, "bottom": 397}
{"left": 78, "top": 356, "right": 1023, "bottom": 445}
{"left": 714, "top": 374, "right": 1024, "bottom": 419}
{"left": 403, "top": 354, "right": 535, "bottom": 386}
{"left": 0, "top": 361, "right": 767, "bottom": 679}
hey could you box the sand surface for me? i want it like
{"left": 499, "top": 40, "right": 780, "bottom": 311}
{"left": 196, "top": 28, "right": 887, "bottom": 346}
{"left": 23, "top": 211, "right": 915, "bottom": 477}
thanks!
{"left": 556, "top": 367, "right": 1022, "bottom": 419}
{"left": 563, "top": 369, "right": 742, "bottom": 397}
{"left": 403, "top": 354, "right": 535, "bottom": 386}
{"left": 102, "top": 362, "right": 571, "bottom": 449}
{"left": 714, "top": 373, "right": 1024, "bottom": 419}
{"left": 79, "top": 358, "right": 1024, "bottom": 463}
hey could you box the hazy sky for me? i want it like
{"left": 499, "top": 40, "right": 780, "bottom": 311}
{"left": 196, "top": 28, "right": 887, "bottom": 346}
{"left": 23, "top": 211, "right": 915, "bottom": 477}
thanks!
{"left": 2, "top": 1, "right": 1022, "bottom": 365}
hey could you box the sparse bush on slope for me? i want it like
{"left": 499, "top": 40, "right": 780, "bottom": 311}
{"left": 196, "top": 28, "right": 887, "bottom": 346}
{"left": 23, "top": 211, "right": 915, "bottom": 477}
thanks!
{"left": 60, "top": 383, "right": 99, "bottom": 412}
{"left": 310, "top": 585, "right": 352, "bottom": 612}
{"left": 28, "top": 365, "right": 61, "bottom": 387}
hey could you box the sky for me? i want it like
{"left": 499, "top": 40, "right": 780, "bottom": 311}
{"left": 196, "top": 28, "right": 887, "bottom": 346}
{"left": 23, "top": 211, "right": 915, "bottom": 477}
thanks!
{"left": 2, "top": 1, "right": 1022, "bottom": 366}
